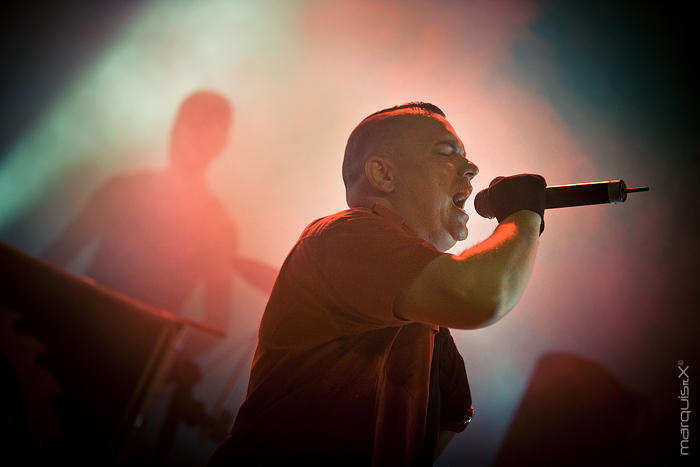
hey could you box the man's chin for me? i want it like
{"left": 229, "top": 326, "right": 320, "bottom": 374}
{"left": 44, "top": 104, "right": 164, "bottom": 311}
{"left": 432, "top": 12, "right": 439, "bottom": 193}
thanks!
{"left": 453, "top": 224, "right": 468, "bottom": 243}
{"left": 435, "top": 231, "right": 463, "bottom": 252}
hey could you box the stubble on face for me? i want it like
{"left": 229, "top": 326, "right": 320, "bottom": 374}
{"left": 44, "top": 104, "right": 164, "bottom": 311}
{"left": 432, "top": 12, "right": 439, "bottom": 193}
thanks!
{"left": 381, "top": 114, "right": 470, "bottom": 251}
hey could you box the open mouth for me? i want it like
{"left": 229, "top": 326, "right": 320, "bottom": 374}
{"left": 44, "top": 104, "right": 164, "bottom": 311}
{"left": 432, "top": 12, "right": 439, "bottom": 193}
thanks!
{"left": 452, "top": 192, "right": 468, "bottom": 210}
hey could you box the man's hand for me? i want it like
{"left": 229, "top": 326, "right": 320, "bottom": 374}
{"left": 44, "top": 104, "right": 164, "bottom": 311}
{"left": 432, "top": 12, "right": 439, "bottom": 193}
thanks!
{"left": 484, "top": 174, "right": 546, "bottom": 234}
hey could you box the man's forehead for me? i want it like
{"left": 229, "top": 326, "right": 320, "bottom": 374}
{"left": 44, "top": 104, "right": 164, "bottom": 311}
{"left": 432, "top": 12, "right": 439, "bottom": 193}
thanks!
{"left": 409, "top": 114, "right": 465, "bottom": 151}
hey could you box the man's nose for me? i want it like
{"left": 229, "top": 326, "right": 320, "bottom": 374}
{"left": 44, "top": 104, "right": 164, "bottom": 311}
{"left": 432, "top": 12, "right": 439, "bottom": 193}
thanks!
{"left": 460, "top": 159, "right": 479, "bottom": 180}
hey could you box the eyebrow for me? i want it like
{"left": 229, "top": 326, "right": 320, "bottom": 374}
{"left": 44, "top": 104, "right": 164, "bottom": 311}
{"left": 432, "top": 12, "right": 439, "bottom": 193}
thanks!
{"left": 434, "top": 139, "right": 466, "bottom": 156}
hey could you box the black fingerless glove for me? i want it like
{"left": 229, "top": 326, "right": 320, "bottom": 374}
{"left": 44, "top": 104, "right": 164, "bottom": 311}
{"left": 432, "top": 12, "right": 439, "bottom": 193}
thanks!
{"left": 483, "top": 174, "right": 547, "bottom": 235}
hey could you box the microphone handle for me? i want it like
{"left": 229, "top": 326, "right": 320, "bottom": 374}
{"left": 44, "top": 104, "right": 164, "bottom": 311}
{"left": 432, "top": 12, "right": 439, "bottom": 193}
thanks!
{"left": 545, "top": 180, "right": 627, "bottom": 209}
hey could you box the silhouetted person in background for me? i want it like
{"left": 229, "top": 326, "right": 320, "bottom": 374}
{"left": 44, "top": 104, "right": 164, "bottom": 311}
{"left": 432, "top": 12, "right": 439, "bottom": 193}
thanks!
{"left": 43, "top": 90, "right": 277, "bottom": 464}
{"left": 45, "top": 91, "right": 235, "bottom": 344}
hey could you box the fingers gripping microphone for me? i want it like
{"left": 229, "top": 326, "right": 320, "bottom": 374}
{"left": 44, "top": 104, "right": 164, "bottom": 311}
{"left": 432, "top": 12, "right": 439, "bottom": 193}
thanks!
{"left": 474, "top": 179, "right": 649, "bottom": 219}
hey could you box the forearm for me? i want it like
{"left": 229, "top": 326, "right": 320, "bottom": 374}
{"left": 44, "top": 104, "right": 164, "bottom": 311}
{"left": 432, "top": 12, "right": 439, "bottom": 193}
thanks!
{"left": 456, "top": 210, "right": 540, "bottom": 325}
{"left": 395, "top": 210, "right": 541, "bottom": 329}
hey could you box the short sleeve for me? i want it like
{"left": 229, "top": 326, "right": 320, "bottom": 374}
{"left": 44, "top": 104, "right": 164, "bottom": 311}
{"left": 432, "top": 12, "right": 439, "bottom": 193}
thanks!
{"left": 308, "top": 209, "right": 444, "bottom": 328}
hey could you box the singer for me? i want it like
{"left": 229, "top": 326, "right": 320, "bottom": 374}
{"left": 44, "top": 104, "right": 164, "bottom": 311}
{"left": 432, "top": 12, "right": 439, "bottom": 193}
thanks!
{"left": 207, "top": 102, "right": 546, "bottom": 466}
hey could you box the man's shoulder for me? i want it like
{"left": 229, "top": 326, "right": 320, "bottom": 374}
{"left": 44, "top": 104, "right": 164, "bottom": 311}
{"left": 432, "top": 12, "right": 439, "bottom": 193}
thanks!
{"left": 300, "top": 207, "right": 398, "bottom": 240}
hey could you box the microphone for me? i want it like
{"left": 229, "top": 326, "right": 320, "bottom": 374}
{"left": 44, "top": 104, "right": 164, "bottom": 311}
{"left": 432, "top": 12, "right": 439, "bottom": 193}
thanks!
{"left": 474, "top": 179, "right": 649, "bottom": 219}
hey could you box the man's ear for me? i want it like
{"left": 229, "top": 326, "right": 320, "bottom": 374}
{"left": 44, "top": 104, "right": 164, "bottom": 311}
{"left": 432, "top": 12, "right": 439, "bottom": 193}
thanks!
{"left": 364, "top": 156, "right": 396, "bottom": 193}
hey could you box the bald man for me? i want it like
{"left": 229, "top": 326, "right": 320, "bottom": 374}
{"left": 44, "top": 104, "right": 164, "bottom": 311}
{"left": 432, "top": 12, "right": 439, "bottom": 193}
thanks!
{"left": 208, "top": 102, "right": 546, "bottom": 466}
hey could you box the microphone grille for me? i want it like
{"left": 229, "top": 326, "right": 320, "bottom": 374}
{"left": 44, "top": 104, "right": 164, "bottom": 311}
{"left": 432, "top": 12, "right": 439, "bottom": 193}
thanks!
{"left": 474, "top": 189, "right": 494, "bottom": 219}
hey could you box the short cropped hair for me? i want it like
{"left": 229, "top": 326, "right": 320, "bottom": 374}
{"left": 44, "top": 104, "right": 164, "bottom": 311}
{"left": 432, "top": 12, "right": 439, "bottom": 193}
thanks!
{"left": 342, "top": 102, "right": 446, "bottom": 191}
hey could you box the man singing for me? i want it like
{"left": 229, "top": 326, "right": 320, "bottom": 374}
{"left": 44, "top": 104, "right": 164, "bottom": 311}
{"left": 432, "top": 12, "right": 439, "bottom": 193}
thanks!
{"left": 208, "top": 102, "right": 546, "bottom": 466}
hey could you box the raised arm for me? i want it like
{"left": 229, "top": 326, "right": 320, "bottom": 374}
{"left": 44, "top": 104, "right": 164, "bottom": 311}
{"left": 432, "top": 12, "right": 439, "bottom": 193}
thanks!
{"left": 396, "top": 210, "right": 540, "bottom": 329}
{"left": 395, "top": 174, "right": 546, "bottom": 329}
